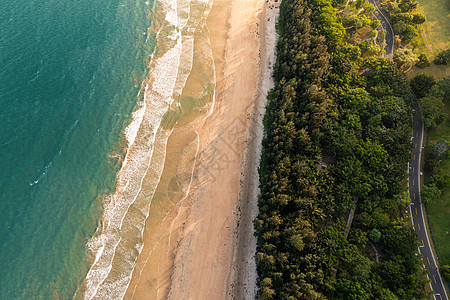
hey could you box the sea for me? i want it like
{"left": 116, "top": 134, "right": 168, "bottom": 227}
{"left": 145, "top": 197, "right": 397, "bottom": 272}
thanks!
{"left": 0, "top": 0, "right": 215, "bottom": 298}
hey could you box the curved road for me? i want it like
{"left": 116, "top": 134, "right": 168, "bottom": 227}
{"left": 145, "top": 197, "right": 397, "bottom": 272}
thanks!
{"left": 366, "top": 1, "right": 449, "bottom": 297}
{"left": 409, "top": 99, "right": 448, "bottom": 299}
{"left": 368, "top": 0, "right": 394, "bottom": 60}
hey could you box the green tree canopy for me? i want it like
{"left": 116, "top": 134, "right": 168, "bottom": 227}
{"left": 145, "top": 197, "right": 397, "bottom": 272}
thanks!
{"left": 368, "top": 228, "right": 381, "bottom": 242}
{"left": 394, "top": 48, "right": 418, "bottom": 71}
{"left": 421, "top": 183, "right": 442, "bottom": 204}
{"left": 410, "top": 74, "right": 435, "bottom": 98}
{"left": 419, "top": 96, "right": 446, "bottom": 128}
{"left": 355, "top": 139, "right": 389, "bottom": 170}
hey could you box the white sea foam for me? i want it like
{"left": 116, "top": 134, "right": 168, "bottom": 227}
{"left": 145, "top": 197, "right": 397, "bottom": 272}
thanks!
{"left": 151, "top": 37, "right": 182, "bottom": 98}
{"left": 123, "top": 102, "right": 145, "bottom": 158}
{"left": 126, "top": 11, "right": 216, "bottom": 300}
{"left": 83, "top": 0, "right": 215, "bottom": 299}
{"left": 173, "top": 36, "right": 194, "bottom": 96}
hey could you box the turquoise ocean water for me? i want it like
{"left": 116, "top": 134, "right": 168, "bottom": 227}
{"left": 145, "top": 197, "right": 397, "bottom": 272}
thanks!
{"left": 0, "top": 0, "right": 215, "bottom": 298}
{"left": 0, "top": 0, "right": 157, "bottom": 298}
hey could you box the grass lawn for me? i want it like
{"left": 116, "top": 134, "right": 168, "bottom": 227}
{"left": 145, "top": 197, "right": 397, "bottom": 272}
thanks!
{"left": 425, "top": 97, "right": 450, "bottom": 288}
{"left": 407, "top": 0, "right": 450, "bottom": 79}
{"left": 411, "top": 0, "right": 450, "bottom": 289}
{"left": 415, "top": 0, "right": 450, "bottom": 54}
{"left": 409, "top": 63, "right": 450, "bottom": 80}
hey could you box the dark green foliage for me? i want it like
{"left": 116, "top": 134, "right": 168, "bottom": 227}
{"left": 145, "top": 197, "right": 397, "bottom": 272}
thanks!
{"left": 410, "top": 74, "right": 435, "bottom": 98}
{"left": 255, "top": 0, "right": 426, "bottom": 298}
{"left": 412, "top": 13, "right": 426, "bottom": 25}
{"left": 421, "top": 183, "right": 442, "bottom": 204}
{"left": 387, "top": 0, "right": 423, "bottom": 44}
{"left": 416, "top": 53, "right": 430, "bottom": 68}
{"left": 429, "top": 174, "right": 450, "bottom": 189}
{"left": 349, "top": 229, "right": 368, "bottom": 247}
{"left": 368, "top": 228, "right": 381, "bottom": 243}
{"left": 404, "top": 25, "right": 418, "bottom": 41}
{"left": 412, "top": 76, "right": 449, "bottom": 129}
{"left": 398, "top": 0, "right": 418, "bottom": 12}
{"left": 429, "top": 76, "right": 450, "bottom": 102}
{"left": 382, "top": 223, "right": 418, "bottom": 256}
{"left": 391, "top": 12, "right": 414, "bottom": 24}
{"left": 419, "top": 96, "right": 446, "bottom": 128}
{"left": 442, "top": 265, "right": 450, "bottom": 281}
{"left": 433, "top": 48, "right": 450, "bottom": 65}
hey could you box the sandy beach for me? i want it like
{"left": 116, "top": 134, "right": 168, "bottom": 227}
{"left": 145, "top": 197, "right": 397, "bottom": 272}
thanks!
{"left": 124, "top": 0, "right": 279, "bottom": 298}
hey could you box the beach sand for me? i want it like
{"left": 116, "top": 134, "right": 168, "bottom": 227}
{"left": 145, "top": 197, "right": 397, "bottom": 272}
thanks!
{"left": 123, "top": 0, "right": 279, "bottom": 299}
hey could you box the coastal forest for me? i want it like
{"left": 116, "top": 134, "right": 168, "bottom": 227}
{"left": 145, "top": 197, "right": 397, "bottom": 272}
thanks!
{"left": 255, "top": 0, "right": 430, "bottom": 298}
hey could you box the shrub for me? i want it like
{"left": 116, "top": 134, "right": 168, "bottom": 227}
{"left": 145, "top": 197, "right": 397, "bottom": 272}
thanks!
{"left": 415, "top": 53, "right": 430, "bottom": 68}
{"left": 399, "top": 0, "right": 418, "bottom": 12}
{"left": 403, "top": 24, "right": 418, "bottom": 41}
{"left": 394, "top": 47, "right": 418, "bottom": 71}
{"left": 433, "top": 48, "right": 450, "bottom": 65}
{"left": 412, "top": 13, "right": 426, "bottom": 25}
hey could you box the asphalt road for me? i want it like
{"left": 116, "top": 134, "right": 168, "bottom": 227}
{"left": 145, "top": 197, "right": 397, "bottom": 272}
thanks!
{"left": 365, "top": 3, "right": 447, "bottom": 297}
{"left": 409, "top": 99, "right": 448, "bottom": 300}
{"left": 368, "top": 0, "right": 394, "bottom": 60}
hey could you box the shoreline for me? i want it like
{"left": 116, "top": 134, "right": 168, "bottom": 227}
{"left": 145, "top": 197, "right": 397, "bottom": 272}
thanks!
{"left": 124, "top": 0, "right": 279, "bottom": 298}
{"left": 229, "top": 1, "right": 279, "bottom": 298}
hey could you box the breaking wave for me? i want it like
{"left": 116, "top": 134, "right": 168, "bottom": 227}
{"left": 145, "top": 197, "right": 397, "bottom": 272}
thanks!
{"left": 82, "top": 0, "right": 215, "bottom": 299}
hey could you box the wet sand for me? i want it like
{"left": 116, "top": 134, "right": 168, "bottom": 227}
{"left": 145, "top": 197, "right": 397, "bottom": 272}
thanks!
{"left": 124, "top": 0, "right": 279, "bottom": 298}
